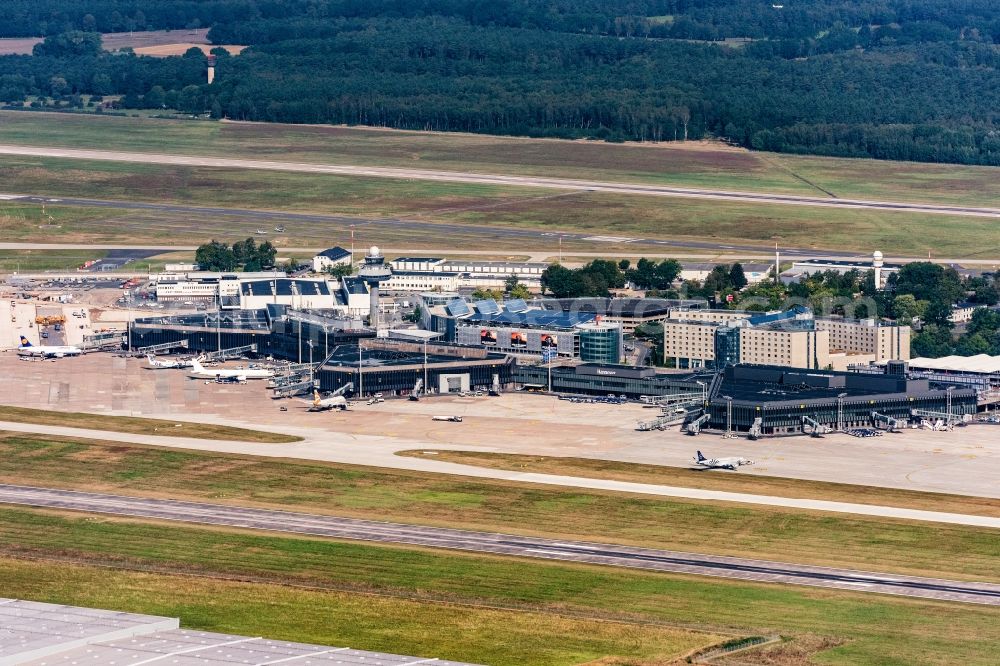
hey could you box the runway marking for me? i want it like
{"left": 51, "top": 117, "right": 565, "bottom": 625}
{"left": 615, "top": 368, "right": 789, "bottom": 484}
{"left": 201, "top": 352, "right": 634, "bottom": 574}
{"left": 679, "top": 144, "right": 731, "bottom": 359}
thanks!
{"left": 5, "top": 144, "right": 997, "bottom": 218}
{"left": 582, "top": 235, "right": 638, "bottom": 243}
{"left": 0, "top": 483, "right": 998, "bottom": 606}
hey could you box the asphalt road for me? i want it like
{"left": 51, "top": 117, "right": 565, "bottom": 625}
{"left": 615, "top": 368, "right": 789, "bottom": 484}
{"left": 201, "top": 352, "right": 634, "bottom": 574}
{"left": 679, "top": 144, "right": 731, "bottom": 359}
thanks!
{"left": 3, "top": 144, "right": 999, "bottom": 219}
{"left": 1, "top": 483, "right": 998, "bottom": 606}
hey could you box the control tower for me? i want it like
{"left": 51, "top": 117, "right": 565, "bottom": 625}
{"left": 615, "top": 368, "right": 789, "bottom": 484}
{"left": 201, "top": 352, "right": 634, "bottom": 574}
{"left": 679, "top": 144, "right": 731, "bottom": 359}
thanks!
{"left": 358, "top": 246, "right": 392, "bottom": 329}
{"left": 872, "top": 250, "right": 884, "bottom": 290}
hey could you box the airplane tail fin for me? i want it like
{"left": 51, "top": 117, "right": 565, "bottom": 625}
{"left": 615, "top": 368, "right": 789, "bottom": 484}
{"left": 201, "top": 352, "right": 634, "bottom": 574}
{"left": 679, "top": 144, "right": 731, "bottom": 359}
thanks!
{"left": 313, "top": 389, "right": 321, "bottom": 404}
{"left": 191, "top": 358, "right": 205, "bottom": 373}
{"left": 18, "top": 336, "right": 31, "bottom": 348}
{"left": 696, "top": 450, "right": 706, "bottom": 461}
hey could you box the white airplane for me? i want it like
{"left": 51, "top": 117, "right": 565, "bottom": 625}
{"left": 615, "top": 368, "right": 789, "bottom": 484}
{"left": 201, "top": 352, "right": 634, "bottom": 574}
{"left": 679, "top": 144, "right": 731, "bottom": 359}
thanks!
{"left": 145, "top": 354, "right": 192, "bottom": 369}
{"left": 693, "top": 450, "right": 754, "bottom": 471}
{"left": 308, "top": 389, "right": 347, "bottom": 412}
{"left": 188, "top": 357, "right": 274, "bottom": 381}
{"left": 432, "top": 415, "right": 463, "bottom": 422}
{"left": 16, "top": 336, "right": 82, "bottom": 358}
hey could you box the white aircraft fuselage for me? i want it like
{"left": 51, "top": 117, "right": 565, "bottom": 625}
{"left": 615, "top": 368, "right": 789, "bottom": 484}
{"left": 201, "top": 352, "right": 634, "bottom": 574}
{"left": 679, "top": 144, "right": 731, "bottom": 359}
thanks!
{"left": 146, "top": 354, "right": 192, "bottom": 369}
{"left": 309, "top": 390, "right": 347, "bottom": 411}
{"left": 693, "top": 450, "right": 753, "bottom": 470}
{"left": 188, "top": 359, "right": 273, "bottom": 380}
{"left": 16, "top": 337, "right": 82, "bottom": 358}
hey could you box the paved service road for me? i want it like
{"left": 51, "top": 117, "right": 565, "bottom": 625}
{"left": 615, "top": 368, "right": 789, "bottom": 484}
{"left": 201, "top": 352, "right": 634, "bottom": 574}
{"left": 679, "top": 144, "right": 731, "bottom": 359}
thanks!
{"left": 2, "top": 144, "right": 999, "bottom": 219}
{"left": 1, "top": 483, "right": 998, "bottom": 606}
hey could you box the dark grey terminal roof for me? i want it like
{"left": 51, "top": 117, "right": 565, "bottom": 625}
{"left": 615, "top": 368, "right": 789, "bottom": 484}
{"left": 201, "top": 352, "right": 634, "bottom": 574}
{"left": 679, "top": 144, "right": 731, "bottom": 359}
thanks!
{"left": 2, "top": 599, "right": 480, "bottom": 666}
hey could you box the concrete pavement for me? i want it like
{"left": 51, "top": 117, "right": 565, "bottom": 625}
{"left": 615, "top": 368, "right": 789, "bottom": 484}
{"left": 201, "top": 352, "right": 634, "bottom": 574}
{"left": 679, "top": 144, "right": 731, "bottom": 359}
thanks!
{"left": 3, "top": 144, "right": 999, "bottom": 218}
{"left": 0, "top": 420, "right": 998, "bottom": 528}
{"left": 1, "top": 482, "right": 997, "bottom": 605}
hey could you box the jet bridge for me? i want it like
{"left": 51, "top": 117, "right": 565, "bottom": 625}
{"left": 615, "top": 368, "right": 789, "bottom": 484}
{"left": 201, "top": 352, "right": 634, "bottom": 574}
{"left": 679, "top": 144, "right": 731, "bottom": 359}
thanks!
{"left": 801, "top": 415, "right": 829, "bottom": 437}
{"left": 409, "top": 378, "right": 423, "bottom": 401}
{"left": 135, "top": 339, "right": 189, "bottom": 355}
{"left": 636, "top": 411, "right": 691, "bottom": 432}
{"left": 911, "top": 409, "right": 972, "bottom": 428}
{"left": 201, "top": 344, "right": 257, "bottom": 362}
{"left": 684, "top": 413, "right": 711, "bottom": 436}
{"left": 871, "top": 411, "right": 901, "bottom": 432}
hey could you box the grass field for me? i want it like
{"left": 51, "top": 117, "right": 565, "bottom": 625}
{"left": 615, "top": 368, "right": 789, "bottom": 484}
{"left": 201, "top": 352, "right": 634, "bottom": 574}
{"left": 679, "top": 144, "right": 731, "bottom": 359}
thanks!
{"left": 2, "top": 434, "right": 998, "bottom": 584}
{"left": 2, "top": 111, "right": 998, "bottom": 207}
{"left": 0, "top": 249, "right": 109, "bottom": 272}
{"left": 400, "top": 450, "right": 1000, "bottom": 518}
{"left": 3, "top": 508, "right": 1000, "bottom": 665}
{"left": 0, "top": 408, "right": 300, "bottom": 442}
{"left": 0, "top": 156, "right": 996, "bottom": 257}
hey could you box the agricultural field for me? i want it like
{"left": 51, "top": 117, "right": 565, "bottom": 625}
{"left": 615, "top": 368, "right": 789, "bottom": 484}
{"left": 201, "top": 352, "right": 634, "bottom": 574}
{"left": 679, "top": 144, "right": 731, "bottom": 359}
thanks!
{"left": 0, "top": 156, "right": 995, "bottom": 258}
{"left": 0, "top": 28, "right": 241, "bottom": 56}
{"left": 1, "top": 434, "right": 998, "bottom": 583}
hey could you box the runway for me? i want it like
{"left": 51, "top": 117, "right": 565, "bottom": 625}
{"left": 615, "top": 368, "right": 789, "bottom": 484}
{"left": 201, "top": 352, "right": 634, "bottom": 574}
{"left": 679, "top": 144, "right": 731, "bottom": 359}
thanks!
{"left": 5, "top": 193, "right": 845, "bottom": 258}
{"left": 2, "top": 143, "right": 999, "bottom": 219}
{"left": 1, "top": 483, "right": 998, "bottom": 606}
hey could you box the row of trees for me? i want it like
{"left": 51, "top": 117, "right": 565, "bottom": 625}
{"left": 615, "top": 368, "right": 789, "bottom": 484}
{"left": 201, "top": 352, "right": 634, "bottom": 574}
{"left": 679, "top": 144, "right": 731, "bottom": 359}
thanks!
{"left": 7, "top": 0, "right": 1000, "bottom": 44}
{"left": 2, "top": 7, "right": 1000, "bottom": 165}
{"left": 194, "top": 238, "right": 277, "bottom": 272}
{"left": 541, "top": 259, "right": 754, "bottom": 300}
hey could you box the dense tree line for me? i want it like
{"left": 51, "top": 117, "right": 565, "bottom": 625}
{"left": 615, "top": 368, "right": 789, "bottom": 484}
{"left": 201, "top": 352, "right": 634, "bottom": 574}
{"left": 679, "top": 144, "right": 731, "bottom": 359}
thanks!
{"left": 195, "top": 238, "right": 277, "bottom": 272}
{"left": 2, "top": 2, "right": 1000, "bottom": 164}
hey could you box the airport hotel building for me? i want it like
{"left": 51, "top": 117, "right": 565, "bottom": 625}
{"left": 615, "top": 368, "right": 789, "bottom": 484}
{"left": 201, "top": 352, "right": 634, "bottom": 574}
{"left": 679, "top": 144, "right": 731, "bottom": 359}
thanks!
{"left": 663, "top": 307, "right": 910, "bottom": 371}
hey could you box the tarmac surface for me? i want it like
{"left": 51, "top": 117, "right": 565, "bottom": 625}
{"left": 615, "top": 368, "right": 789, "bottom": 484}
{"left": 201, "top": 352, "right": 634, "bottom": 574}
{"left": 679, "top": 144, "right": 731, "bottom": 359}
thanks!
{"left": 1, "top": 354, "right": 1000, "bottom": 511}
{"left": 0, "top": 416, "right": 997, "bottom": 528}
{"left": 1, "top": 483, "right": 998, "bottom": 606}
{"left": 2, "top": 144, "right": 999, "bottom": 219}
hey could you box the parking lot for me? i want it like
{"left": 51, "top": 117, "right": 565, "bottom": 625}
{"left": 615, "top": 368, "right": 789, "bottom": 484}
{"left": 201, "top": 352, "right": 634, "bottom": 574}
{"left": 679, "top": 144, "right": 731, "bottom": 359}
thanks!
{"left": 1, "top": 352, "right": 999, "bottom": 498}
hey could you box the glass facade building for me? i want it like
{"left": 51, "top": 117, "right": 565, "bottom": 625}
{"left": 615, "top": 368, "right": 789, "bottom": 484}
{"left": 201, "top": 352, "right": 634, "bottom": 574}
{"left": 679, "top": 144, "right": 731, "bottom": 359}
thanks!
{"left": 578, "top": 325, "right": 621, "bottom": 364}
{"left": 705, "top": 364, "right": 978, "bottom": 435}
{"left": 513, "top": 363, "right": 704, "bottom": 400}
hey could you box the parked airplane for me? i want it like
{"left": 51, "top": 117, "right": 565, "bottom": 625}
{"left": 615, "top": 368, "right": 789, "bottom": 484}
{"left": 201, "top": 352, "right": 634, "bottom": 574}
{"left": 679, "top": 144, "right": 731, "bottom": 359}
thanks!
{"left": 16, "top": 336, "right": 82, "bottom": 358}
{"left": 308, "top": 389, "right": 347, "bottom": 412}
{"left": 145, "top": 354, "right": 192, "bottom": 369}
{"left": 188, "top": 358, "right": 274, "bottom": 381}
{"left": 432, "top": 415, "right": 463, "bottom": 422}
{"left": 255, "top": 229, "right": 268, "bottom": 235}
{"left": 274, "top": 225, "right": 285, "bottom": 233}
{"left": 693, "top": 450, "right": 754, "bottom": 470}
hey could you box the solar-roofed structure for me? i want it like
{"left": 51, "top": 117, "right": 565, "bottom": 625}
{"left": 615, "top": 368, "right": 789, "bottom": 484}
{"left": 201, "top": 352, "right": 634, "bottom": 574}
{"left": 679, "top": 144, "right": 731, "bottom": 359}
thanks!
{"left": 0, "top": 599, "right": 480, "bottom": 666}
{"left": 420, "top": 294, "right": 622, "bottom": 363}
{"left": 472, "top": 299, "right": 501, "bottom": 315}
{"left": 445, "top": 299, "right": 472, "bottom": 318}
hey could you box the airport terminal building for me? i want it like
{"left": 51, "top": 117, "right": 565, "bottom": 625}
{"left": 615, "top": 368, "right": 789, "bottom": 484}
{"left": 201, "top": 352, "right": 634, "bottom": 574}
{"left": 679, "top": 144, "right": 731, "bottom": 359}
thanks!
{"left": 316, "top": 339, "right": 514, "bottom": 396}
{"left": 704, "top": 364, "right": 978, "bottom": 435}
{"left": 128, "top": 305, "right": 374, "bottom": 362}
{"left": 421, "top": 295, "right": 623, "bottom": 363}
{"left": 513, "top": 363, "right": 705, "bottom": 400}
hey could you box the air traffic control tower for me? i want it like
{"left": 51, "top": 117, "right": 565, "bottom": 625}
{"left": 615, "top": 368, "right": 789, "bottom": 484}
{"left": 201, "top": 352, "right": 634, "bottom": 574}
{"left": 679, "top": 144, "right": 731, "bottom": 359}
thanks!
{"left": 358, "top": 246, "right": 392, "bottom": 329}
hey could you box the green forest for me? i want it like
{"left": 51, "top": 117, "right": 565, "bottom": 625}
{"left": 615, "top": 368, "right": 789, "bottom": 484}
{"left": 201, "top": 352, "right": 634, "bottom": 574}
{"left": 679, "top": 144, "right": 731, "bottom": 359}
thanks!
{"left": 2, "top": 0, "right": 1000, "bottom": 163}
